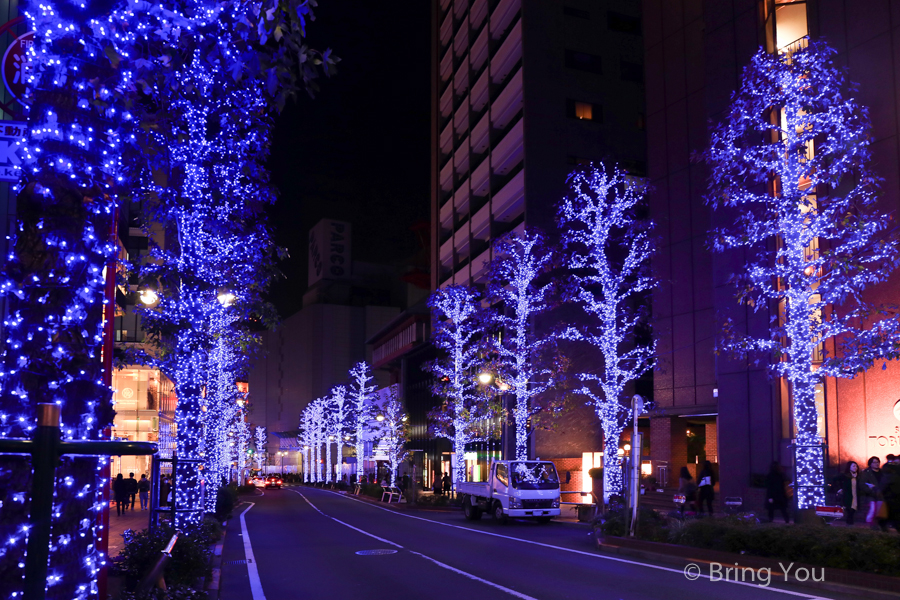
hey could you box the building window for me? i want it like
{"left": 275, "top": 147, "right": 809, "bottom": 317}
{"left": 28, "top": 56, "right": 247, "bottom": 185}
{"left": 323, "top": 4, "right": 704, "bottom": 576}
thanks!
{"left": 566, "top": 155, "right": 592, "bottom": 166}
{"left": 620, "top": 59, "right": 643, "bottom": 83}
{"left": 565, "top": 49, "right": 602, "bottom": 74}
{"left": 563, "top": 6, "right": 590, "bottom": 19}
{"left": 608, "top": 11, "right": 641, "bottom": 35}
{"left": 567, "top": 99, "right": 602, "bottom": 122}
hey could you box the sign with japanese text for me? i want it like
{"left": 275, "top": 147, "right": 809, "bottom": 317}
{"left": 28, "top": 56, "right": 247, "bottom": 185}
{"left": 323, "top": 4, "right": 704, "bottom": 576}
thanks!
{"left": 2, "top": 30, "right": 33, "bottom": 103}
{"left": 0, "top": 120, "right": 25, "bottom": 182}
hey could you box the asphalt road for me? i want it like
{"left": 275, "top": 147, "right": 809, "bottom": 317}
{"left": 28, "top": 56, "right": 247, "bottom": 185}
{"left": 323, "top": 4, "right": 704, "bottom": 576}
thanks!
{"left": 218, "top": 486, "right": 863, "bottom": 600}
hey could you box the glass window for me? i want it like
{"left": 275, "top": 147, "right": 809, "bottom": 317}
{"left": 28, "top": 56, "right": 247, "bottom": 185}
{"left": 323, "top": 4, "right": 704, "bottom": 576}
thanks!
{"left": 495, "top": 463, "right": 508, "bottom": 487}
{"left": 775, "top": 1, "right": 807, "bottom": 52}
{"left": 607, "top": 11, "right": 641, "bottom": 35}
{"left": 565, "top": 50, "right": 602, "bottom": 74}
{"left": 563, "top": 6, "right": 589, "bottom": 19}
{"left": 510, "top": 462, "right": 560, "bottom": 490}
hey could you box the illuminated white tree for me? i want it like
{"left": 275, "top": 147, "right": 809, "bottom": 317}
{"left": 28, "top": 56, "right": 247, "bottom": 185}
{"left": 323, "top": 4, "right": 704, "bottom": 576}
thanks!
{"left": 381, "top": 387, "right": 409, "bottom": 487}
{"left": 326, "top": 385, "right": 350, "bottom": 483}
{"left": 309, "top": 399, "right": 327, "bottom": 483}
{"left": 558, "top": 164, "right": 657, "bottom": 502}
{"left": 299, "top": 409, "right": 313, "bottom": 482}
{"left": 426, "top": 285, "right": 497, "bottom": 486}
{"left": 706, "top": 40, "right": 900, "bottom": 508}
{"left": 487, "top": 229, "right": 561, "bottom": 460}
{"left": 255, "top": 426, "right": 267, "bottom": 470}
{"left": 349, "top": 362, "right": 377, "bottom": 480}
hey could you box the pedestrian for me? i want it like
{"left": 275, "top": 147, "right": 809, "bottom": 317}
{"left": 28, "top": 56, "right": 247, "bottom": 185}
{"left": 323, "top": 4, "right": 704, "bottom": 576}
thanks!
{"left": 879, "top": 454, "right": 900, "bottom": 532}
{"left": 160, "top": 475, "right": 171, "bottom": 508}
{"left": 401, "top": 474, "right": 410, "bottom": 491}
{"left": 861, "top": 456, "right": 886, "bottom": 529}
{"left": 138, "top": 474, "right": 150, "bottom": 511}
{"left": 837, "top": 460, "right": 860, "bottom": 525}
{"left": 764, "top": 462, "right": 790, "bottom": 524}
{"left": 442, "top": 472, "right": 452, "bottom": 495}
{"left": 697, "top": 460, "right": 716, "bottom": 516}
{"left": 677, "top": 466, "right": 697, "bottom": 514}
{"left": 126, "top": 472, "right": 138, "bottom": 510}
{"left": 113, "top": 474, "right": 129, "bottom": 516}
{"left": 433, "top": 472, "right": 442, "bottom": 496}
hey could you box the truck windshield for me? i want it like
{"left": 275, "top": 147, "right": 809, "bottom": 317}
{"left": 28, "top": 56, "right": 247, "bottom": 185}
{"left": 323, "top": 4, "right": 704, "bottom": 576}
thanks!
{"left": 510, "top": 462, "right": 559, "bottom": 490}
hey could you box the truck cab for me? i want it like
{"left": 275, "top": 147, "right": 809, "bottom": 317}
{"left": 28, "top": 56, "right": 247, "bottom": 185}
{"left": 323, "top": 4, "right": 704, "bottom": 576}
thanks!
{"left": 457, "top": 460, "right": 561, "bottom": 523}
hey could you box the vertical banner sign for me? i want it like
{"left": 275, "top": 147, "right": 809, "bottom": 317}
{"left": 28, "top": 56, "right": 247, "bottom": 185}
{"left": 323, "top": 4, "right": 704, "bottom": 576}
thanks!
{"left": 0, "top": 120, "right": 24, "bottom": 182}
{"left": 2, "top": 30, "right": 33, "bottom": 102}
{"left": 308, "top": 219, "right": 352, "bottom": 287}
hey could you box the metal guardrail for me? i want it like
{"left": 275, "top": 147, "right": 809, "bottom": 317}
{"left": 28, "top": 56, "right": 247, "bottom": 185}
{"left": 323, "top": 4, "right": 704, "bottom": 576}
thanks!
{"left": 0, "top": 403, "right": 157, "bottom": 600}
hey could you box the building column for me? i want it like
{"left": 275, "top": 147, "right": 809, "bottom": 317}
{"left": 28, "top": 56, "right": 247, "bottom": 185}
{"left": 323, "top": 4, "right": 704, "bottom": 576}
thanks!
{"left": 705, "top": 422, "right": 718, "bottom": 464}
{"left": 650, "top": 417, "right": 672, "bottom": 488}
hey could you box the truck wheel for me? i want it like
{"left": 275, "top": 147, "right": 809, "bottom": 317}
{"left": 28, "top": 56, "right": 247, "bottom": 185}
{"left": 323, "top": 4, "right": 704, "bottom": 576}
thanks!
{"left": 493, "top": 502, "right": 508, "bottom": 524}
{"left": 463, "top": 500, "right": 476, "bottom": 520}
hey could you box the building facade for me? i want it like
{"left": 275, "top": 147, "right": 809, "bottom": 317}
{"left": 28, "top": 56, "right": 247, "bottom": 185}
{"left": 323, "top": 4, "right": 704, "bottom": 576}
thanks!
{"left": 644, "top": 0, "right": 900, "bottom": 502}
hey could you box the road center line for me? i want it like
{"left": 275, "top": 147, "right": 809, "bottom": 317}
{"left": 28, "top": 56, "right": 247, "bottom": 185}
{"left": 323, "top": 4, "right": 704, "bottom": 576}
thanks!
{"left": 238, "top": 502, "right": 267, "bottom": 600}
{"left": 291, "top": 489, "right": 540, "bottom": 599}
{"left": 302, "top": 488, "right": 823, "bottom": 599}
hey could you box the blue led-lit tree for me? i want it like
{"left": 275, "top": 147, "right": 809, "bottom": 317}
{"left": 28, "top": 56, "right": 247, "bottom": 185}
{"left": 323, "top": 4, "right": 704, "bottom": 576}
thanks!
{"left": 325, "top": 384, "right": 349, "bottom": 483}
{"left": 299, "top": 407, "right": 313, "bottom": 482}
{"left": 425, "top": 285, "right": 498, "bottom": 486}
{"left": 255, "top": 426, "right": 267, "bottom": 470}
{"left": 558, "top": 164, "right": 657, "bottom": 501}
{"left": 486, "top": 229, "right": 562, "bottom": 461}
{"left": 705, "top": 40, "right": 900, "bottom": 509}
{"left": 381, "top": 386, "right": 408, "bottom": 487}
{"left": 348, "top": 362, "right": 377, "bottom": 481}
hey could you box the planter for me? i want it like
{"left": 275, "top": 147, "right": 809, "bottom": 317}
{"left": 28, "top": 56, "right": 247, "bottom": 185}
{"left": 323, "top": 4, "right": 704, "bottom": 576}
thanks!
{"left": 576, "top": 504, "right": 597, "bottom": 522}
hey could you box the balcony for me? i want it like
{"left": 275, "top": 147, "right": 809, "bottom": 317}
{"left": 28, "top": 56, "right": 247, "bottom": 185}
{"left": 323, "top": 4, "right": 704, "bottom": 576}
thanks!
{"left": 491, "top": 117, "right": 523, "bottom": 176}
{"left": 440, "top": 84, "right": 453, "bottom": 118}
{"left": 454, "top": 101, "right": 469, "bottom": 137}
{"left": 453, "top": 0, "right": 467, "bottom": 20}
{"left": 440, "top": 236, "right": 453, "bottom": 269}
{"left": 491, "top": 67, "right": 522, "bottom": 130}
{"left": 440, "top": 121, "right": 453, "bottom": 158}
{"left": 470, "top": 69, "right": 489, "bottom": 114}
{"left": 471, "top": 246, "right": 492, "bottom": 282}
{"left": 470, "top": 0, "right": 488, "bottom": 29}
{"left": 471, "top": 202, "right": 490, "bottom": 241}
{"left": 490, "top": 19, "right": 521, "bottom": 85}
{"left": 440, "top": 48, "right": 453, "bottom": 83}
{"left": 453, "top": 265, "right": 470, "bottom": 286}
{"left": 440, "top": 0, "right": 451, "bottom": 11}
{"left": 492, "top": 168, "right": 525, "bottom": 223}
{"left": 439, "top": 199, "right": 453, "bottom": 232}
{"left": 440, "top": 10, "right": 453, "bottom": 47}
{"left": 490, "top": 0, "right": 520, "bottom": 39}
{"left": 470, "top": 26, "right": 489, "bottom": 73}
{"left": 454, "top": 226, "right": 470, "bottom": 257}
{"left": 453, "top": 61, "right": 469, "bottom": 97}
{"left": 471, "top": 155, "right": 491, "bottom": 197}
{"left": 471, "top": 111, "right": 489, "bottom": 154}
{"left": 454, "top": 141, "right": 469, "bottom": 177}
{"left": 454, "top": 184, "right": 470, "bottom": 217}
{"left": 454, "top": 22, "right": 468, "bottom": 57}
{"left": 440, "top": 160, "right": 454, "bottom": 193}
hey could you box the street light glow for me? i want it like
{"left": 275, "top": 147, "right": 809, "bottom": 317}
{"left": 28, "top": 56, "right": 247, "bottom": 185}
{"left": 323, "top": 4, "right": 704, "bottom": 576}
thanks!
{"left": 478, "top": 372, "right": 493, "bottom": 385}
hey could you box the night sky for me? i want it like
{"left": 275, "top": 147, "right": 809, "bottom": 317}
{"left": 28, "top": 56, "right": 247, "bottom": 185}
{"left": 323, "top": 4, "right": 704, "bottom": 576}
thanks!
{"left": 265, "top": 3, "right": 432, "bottom": 318}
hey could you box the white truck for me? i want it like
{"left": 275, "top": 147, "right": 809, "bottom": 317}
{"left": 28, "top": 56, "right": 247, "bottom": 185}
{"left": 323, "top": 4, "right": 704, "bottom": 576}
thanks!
{"left": 456, "top": 460, "right": 561, "bottom": 523}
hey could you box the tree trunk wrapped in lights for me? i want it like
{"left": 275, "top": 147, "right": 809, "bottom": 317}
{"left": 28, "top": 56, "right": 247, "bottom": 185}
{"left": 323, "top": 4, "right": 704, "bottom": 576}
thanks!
{"left": 348, "top": 362, "right": 376, "bottom": 481}
{"left": 325, "top": 385, "right": 349, "bottom": 483}
{"left": 557, "top": 164, "right": 657, "bottom": 502}
{"left": 255, "top": 426, "right": 267, "bottom": 470}
{"left": 381, "top": 386, "right": 409, "bottom": 487}
{"left": 486, "top": 229, "right": 565, "bottom": 461}
{"left": 425, "top": 285, "right": 498, "bottom": 486}
{"left": 705, "top": 40, "right": 900, "bottom": 509}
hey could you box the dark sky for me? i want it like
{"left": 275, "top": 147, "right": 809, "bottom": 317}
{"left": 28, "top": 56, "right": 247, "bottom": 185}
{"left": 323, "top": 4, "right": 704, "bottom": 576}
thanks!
{"left": 265, "top": 3, "right": 432, "bottom": 318}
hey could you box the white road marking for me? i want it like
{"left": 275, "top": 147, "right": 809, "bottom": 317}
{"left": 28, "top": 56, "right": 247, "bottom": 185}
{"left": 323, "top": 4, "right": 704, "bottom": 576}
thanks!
{"left": 409, "top": 550, "right": 540, "bottom": 600}
{"left": 239, "top": 502, "right": 267, "bottom": 600}
{"left": 303, "top": 488, "right": 825, "bottom": 599}
{"left": 292, "top": 490, "right": 402, "bottom": 548}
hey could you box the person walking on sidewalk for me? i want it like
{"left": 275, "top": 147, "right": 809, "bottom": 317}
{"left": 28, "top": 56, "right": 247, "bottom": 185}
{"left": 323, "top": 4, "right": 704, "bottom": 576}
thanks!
{"left": 861, "top": 456, "right": 885, "bottom": 529}
{"left": 126, "top": 472, "right": 138, "bottom": 510}
{"left": 138, "top": 474, "right": 151, "bottom": 510}
{"left": 697, "top": 461, "right": 716, "bottom": 516}
{"left": 113, "top": 474, "right": 129, "bottom": 516}
{"left": 839, "top": 461, "right": 860, "bottom": 525}
{"left": 765, "top": 462, "right": 790, "bottom": 523}
{"left": 677, "top": 466, "right": 697, "bottom": 514}
{"left": 880, "top": 454, "right": 900, "bottom": 532}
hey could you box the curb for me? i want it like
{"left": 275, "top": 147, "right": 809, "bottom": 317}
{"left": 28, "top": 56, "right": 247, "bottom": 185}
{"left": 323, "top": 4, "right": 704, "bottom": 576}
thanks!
{"left": 205, "top": 519, "right": 227, "bottom": 596}
{"left": 596, "top": 535, "right": 900, "bottom": 600}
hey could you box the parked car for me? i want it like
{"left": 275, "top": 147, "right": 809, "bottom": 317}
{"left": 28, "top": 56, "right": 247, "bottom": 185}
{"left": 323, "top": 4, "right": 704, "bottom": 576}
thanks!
{"left": 265, "top": 475, "right": 283, "bottom": 489}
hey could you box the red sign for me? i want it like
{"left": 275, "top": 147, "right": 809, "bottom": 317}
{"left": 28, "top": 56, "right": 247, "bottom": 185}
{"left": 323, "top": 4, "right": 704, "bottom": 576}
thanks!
{"left": 2, "top": 31, "right": 34, "bottom": 103}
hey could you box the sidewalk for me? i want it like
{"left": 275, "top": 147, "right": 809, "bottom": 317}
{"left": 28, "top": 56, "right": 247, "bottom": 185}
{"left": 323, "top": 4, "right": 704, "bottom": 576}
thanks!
{"left": 107, "top": 502, "right": 154, "bottom": 557}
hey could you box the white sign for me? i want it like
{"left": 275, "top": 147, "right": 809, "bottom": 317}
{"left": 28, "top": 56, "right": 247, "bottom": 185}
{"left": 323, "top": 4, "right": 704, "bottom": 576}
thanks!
{"left": 0, "top": 121, "right": 25, "bottom": 182}
{"left": 308, "top": 218, "right": 351, "bottom": 287}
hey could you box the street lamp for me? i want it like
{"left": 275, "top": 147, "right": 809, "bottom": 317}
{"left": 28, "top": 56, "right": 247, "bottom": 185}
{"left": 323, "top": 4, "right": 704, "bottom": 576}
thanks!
{"left": 216, "top": 286, "right": 237, "bottom": 307}
{"left": 375, "top": 413, "right": 385, "bottom": 422}
{"left": 478, "top": 372, "right": 493, "bottom": 385}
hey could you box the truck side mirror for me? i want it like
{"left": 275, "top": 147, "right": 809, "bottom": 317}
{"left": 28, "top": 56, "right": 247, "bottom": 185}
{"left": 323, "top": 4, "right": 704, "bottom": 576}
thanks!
{"left": 565, "top": 471, "right": 571, "bottom": 484}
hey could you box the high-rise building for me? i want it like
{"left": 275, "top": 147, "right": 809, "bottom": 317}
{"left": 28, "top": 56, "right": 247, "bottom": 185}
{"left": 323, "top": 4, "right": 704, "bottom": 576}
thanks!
{"left": 430, "top": 0, "right": 646, "bottom": 290}
{"left": 643, "top": 0, "right": 900, "bottom": 503}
